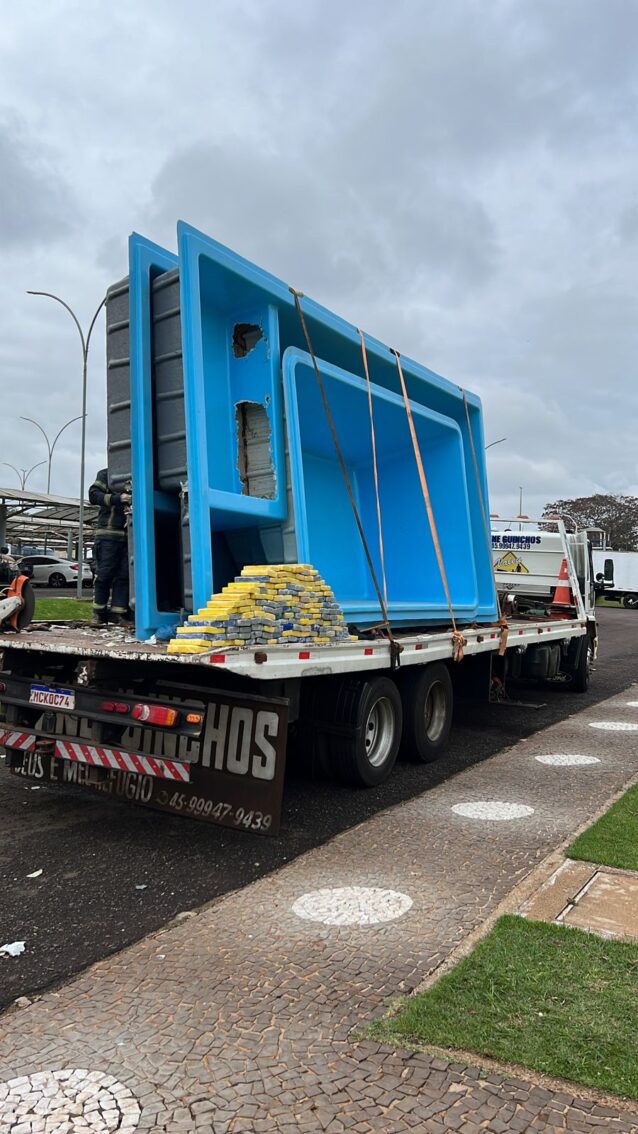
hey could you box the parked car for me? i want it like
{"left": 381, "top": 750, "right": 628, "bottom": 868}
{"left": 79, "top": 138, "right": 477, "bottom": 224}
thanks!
{"left": 17, "top": 555, "right": 93, "bottom": 588}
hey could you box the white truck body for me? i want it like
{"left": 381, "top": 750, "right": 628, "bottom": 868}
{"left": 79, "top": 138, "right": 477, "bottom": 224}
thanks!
{"left": 593, "top": 549, "right": 638, "bottom": 603}
{"left": 491, "top": 523, "right": 595, "bottom": 616}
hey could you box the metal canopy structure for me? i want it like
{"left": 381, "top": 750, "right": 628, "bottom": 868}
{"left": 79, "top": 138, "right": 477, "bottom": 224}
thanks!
{"left": 0, "top": 486, "right": 98, "bottom": 552}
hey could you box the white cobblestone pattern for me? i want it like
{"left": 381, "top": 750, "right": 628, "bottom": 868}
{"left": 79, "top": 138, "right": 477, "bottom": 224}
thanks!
{"left": 451, "top": 801, "right": 535, "bottom": 820}
{"left": 535, "top": 754, "right": 601, "bottom": 766}
{"left": 588, "top": 721, "right": 638, "bottom": 731}
{"left": 292, "top": 886, "right": 413, "bottom": 926}
{"left": 0, "top": 1069, "right": 140, "bottom": 1133}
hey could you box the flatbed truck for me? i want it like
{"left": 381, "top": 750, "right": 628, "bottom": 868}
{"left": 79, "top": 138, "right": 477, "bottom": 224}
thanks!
{"left": 0, "top": 521, "right": 597, "bottom": 834}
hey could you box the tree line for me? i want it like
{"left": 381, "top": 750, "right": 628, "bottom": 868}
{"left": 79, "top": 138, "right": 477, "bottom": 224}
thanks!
{"left": 542, "top": 494, "right": 638, "bottom": 551}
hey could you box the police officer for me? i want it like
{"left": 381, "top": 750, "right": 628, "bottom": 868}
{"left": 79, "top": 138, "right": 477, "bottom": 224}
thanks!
{"left": 88, "top": 469, "right": 131, "bottom": 627}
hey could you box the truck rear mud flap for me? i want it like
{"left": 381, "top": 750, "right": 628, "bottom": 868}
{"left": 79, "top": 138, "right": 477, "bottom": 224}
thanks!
{"left": 1, "top": 686, "right": 289, "bottom": 835}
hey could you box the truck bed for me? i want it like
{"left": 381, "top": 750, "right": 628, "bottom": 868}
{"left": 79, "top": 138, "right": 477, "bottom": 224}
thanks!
{"left": 0, "top": 614, "right": 588, "bottom": 681}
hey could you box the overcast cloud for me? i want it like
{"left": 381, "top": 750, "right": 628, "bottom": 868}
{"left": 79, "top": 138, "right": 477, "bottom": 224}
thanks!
{"left": 0, "top": 0, "right": 636, "bottom": 518}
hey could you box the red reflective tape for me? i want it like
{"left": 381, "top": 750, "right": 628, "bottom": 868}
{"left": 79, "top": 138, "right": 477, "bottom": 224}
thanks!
{"left": 298, "top": 651, "right": 310, "bottom": 660}
{"left": 54, "top": 737, "right": 189, "bottom": 783}
{"left": 364, "top": 647, "right": 374, "bottom": 656}
{"left": 415, "top": 643, "right": 423, "bottom": 651}
{"left": 2, "top": 731, "right": 33, "bottom": 749}
{"left": 210, "top": 654, "right": 226, "bottom": 663}
{"left": 55, "top": 741, "right": 74, "bottom": 760}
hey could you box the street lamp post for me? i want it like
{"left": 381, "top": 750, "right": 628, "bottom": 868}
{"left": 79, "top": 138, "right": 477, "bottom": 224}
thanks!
{"left": 2, "top": 461, "right": 47, "bottom": 490}
{"left": 27, "top": 292, "right": 106, "bottom": 598}
{"left": 20, "top": 415, "right": 83, "bottom": 495}
{"left": 20, "top": 416, "right": 83, "bottom": 552}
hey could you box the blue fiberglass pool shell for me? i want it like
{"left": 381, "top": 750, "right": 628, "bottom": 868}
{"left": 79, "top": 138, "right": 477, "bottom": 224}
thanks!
{"left": 176, "top": 220, "right": 497, "bottom": 624}
{"left": 282, "top": 349, "right": 479, "bottom": 625}
{"left": 129, "top": 233, "right": 180, "bottom": 639}
{"left": 176, "top": 224, "right": 287, "bottom": 603}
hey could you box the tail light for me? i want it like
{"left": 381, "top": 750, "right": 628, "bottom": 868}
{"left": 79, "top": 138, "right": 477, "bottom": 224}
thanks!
{"left": 70, "top": 564, "right": 79, "bottom": 571}
{"left": 100, "top": 701, "right": 130, "bottom": 714}
{"left": 132, "top": 703, "right": 179, "bottom": 727}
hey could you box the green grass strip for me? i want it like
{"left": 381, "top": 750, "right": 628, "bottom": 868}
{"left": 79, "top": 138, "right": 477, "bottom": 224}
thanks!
{"left": 34, "top": 597, "right": 93, "bottom": 622}
{"left": 568, "top": 783, "right": 638, "bottom": 872}
{"left": 372, "top": 915, "right": 638, "bottom": 1098}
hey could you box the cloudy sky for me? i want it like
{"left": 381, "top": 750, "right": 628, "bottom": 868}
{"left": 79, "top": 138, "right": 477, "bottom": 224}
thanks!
{"left": 1, "top": 0, "right": 637, "bottom": 519}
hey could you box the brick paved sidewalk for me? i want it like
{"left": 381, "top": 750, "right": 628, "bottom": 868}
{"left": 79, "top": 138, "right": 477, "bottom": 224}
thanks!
{"left": 2, "top": 684, "right": 638, "bottom": 1133}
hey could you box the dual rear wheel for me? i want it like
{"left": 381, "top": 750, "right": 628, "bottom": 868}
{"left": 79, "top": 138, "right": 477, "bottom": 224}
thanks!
{"left": 328, "top": 663, "right": 454, "bottom": 787}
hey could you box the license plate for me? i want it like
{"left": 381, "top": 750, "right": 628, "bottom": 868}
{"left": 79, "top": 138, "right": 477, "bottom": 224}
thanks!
{"left": 29, "top": 684, "right": 75, "bottom": 710}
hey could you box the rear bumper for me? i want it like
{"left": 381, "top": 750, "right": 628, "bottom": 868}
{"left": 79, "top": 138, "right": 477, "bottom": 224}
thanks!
{"left": 0, "top": 729, "right": 190, "bottom": 782}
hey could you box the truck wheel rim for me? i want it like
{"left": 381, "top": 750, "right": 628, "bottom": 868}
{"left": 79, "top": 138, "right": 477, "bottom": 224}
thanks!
{"left": 424, "top": 682, "right": 447, "bottom": 742}
{"left": 364, "top": 697, "right": 395, "bottom": 768}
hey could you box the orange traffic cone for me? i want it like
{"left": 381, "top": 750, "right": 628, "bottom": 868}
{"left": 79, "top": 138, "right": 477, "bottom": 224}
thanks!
{"left": 552, "top": 558, "right": 572, "bottom": 607}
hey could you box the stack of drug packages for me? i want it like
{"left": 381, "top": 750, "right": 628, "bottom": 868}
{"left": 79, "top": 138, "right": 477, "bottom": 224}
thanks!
{"left": 167, "top": 564, "right": 355, "bottom": 654}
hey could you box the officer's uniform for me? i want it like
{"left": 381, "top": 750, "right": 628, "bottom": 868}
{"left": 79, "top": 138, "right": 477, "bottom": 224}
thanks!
{"left": 88, "top": 470, "right": 129, "bottom": 623}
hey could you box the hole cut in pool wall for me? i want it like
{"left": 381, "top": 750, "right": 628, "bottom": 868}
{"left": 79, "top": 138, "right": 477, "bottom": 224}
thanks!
{"left": 235, "top": 401, "right": 277, "bottom": 499}
{"left": 232, "top": 322, "right": 263, "bottom": 358}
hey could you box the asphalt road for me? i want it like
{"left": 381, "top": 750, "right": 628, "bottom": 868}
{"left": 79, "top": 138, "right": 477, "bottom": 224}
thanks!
{"left": 0, "top": 607, "right": 635, "bottom": 1009}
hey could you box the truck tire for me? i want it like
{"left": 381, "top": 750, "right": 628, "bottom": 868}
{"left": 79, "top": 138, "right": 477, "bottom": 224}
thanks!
{"left": 399, "top": 662, "right": 453, "bottom": 762}
{"left": 570, "top": 635, "right": 593, "bottom": 694}
{"left": 330, "top": 676, "right": 402, "bottom": 787}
